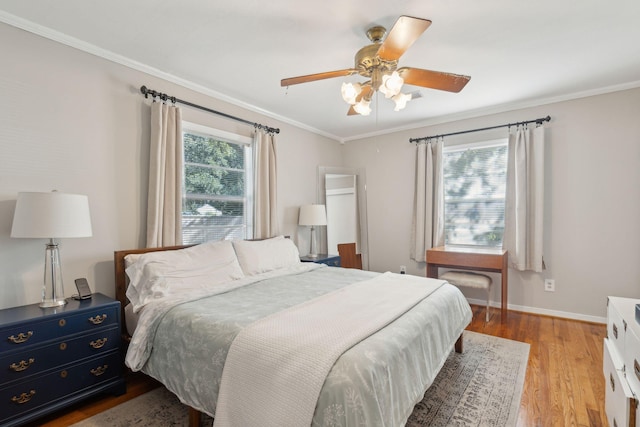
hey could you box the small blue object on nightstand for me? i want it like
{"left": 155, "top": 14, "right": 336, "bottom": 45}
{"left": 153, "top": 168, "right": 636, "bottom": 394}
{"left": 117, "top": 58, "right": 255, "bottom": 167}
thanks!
{"left": 636, "top": 304, "right": 640, "bottom": 324}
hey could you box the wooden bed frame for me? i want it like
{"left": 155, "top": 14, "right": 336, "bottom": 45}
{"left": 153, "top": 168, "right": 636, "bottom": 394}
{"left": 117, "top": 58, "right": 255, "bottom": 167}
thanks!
{"left": 114, "top": 244, "right": 205, "bottom": 425}
{"left": 113, "top": 244, "right": 463, "bottom": 426}
{"left": 114, "top": 245, "right": 193, "bottom": 340}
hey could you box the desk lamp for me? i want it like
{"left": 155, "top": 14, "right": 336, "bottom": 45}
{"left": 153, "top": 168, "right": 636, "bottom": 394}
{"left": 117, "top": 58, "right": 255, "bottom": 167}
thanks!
{"left": 298, "top": 204, "right": 327, "bottom": 258}
{"left": 11, "top": 191, "right": 92, "bottom": 308}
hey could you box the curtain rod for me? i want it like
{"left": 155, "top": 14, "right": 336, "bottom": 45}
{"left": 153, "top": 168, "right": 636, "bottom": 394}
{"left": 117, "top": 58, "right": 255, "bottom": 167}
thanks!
{"left": 409, "top": 115, "right": 550, "bottom": 143}
{"left": 139, "top": 85, "right": 280, "bottom": 134}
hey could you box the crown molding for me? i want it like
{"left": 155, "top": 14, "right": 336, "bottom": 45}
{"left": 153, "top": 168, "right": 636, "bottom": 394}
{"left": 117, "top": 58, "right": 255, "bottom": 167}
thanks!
{"left": 0, "top": 11, "right": 342, "bottom": 142}
{"left": 2, "top": 11, "right": 639, "bottom": 145}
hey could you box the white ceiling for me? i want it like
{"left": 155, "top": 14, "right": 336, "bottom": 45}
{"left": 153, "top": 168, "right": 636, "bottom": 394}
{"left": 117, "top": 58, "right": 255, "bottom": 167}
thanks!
{"left": 1, "top": 1, "right": 639, "bottom": 142}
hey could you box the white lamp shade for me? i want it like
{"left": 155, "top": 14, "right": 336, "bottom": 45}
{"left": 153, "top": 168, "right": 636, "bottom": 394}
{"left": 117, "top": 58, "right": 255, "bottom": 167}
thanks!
{"left": 11, "top": 192, "right": 93, "bottom": 239}
{"left": 298, "top": 204, "right": 327, "bottom": 226}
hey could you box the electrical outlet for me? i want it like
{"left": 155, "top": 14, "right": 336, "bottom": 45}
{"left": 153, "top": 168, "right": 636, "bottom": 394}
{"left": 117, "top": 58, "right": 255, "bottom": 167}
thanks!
{"left": 400, "top": 265, "right": 406, "bottom": 274}
{"left": 544, "top": 279, "right": 555, "bottom": 292}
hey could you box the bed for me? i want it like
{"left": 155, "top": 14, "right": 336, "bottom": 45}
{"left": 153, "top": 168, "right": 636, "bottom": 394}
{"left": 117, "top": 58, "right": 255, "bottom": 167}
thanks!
{"left": 114, "top": 236, "right": 472, "bottom": 427}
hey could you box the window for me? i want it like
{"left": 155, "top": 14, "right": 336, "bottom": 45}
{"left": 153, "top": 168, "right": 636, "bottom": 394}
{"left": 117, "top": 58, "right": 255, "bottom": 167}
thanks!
{"left": 443, "top": 139, "right": 508, "bottom": 247}
{"left": 182, "top": 122, "right": 253, "bottom": 244}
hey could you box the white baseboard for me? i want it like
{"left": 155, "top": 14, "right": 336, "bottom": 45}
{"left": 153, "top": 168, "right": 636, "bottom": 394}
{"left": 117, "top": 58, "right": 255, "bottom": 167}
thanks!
{"left": 466, "top": 297, "right": 606, "bottom": 324}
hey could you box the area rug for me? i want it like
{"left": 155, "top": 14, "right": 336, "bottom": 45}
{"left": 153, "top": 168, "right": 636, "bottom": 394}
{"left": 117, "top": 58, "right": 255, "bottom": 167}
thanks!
{"left": 71, "top": 331, "right": 529, "bottom": 427}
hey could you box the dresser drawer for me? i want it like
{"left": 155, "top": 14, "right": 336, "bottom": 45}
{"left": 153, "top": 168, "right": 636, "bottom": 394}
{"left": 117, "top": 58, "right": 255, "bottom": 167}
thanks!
{"left": 624, "top": 325, "right": 640, "bottom": 399}
{"left": 1, "top": 326, "right": 120, "bottom": 385}
{"left": 609, "top": 299, "right": 627, "bottom": 359}
{"left": 1, "top": 350, "right": 122, "bottom": 422}
{"left": 605, "top": 334, "right": 638, "bottom": 427}
{"left": 1, "top": 305, "right": 119, "bottom": 352}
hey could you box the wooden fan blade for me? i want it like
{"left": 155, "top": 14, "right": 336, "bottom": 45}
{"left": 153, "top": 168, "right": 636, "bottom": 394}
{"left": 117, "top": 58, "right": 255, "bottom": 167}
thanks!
{"left": 347, "top": 85, "right": 372, "bottom": 116}
{"left": 377, "top": 16, "right": 431, "bottom": 61}
{"left": 398, "top": 67, "right": 471, "bottom": 93}
{"left": 281, "top": 69, "right": 358, "bottom": 87}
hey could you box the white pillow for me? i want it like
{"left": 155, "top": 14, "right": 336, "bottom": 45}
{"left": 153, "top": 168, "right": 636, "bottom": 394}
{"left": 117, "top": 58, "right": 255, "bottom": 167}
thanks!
{"left": 125, "top": 240, "right": 244, "bottom": 312}
{"left": 232, "top": 236, "right": 301, "bottom": 276}
{"left": 124, "top": 253, "right": 142, "bottom": 269}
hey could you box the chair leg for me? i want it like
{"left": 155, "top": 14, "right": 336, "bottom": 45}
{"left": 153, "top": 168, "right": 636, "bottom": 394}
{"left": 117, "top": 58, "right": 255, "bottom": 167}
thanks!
{"left": 486, "top": 289, "right": 491, "bottom": 322}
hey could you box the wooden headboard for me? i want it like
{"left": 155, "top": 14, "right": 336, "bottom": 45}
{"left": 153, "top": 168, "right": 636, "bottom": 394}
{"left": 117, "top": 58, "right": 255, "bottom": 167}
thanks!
{"left": 114, "top": 245, "right": 193, "bottom": 339}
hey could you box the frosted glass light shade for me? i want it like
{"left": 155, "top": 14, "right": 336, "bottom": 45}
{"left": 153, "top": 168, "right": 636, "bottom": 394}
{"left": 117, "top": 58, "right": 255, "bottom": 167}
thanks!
{"left": 341, "top": 82, "right": 361, "bottom": 105}
{"left": 353, "top": 99, "right": 371, "bottom": 116}
{"left": 379, "top": 71, "right": 404, "bottom": 98}
{"left": 298, "top": 204, "right": 327, "bottom": 226}
{"left": 392, "top": 92, "right": 412, "bottom": 111}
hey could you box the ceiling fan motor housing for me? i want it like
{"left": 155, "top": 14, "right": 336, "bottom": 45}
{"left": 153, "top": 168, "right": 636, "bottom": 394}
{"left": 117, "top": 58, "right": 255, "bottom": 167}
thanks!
{"left": 355, "top": 42, "right": 398, "bottom": 91}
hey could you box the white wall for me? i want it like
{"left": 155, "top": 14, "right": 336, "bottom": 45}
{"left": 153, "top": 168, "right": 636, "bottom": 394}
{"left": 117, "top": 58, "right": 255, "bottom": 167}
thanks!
{"left": 343, "top": 88, "right": 640, "bottom": 321}
{"left": 0, "top": 22, "right": 343, "bottom": 309}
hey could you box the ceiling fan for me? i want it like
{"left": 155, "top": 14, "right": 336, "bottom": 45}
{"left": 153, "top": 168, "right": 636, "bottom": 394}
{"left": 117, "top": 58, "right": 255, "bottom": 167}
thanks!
{"left": 280, "top": 16, "right": 471, "bottom": 116}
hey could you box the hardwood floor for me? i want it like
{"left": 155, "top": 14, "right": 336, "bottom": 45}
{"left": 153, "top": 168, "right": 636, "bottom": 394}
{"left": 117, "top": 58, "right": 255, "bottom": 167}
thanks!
{"left": 25, "top": 305, "right": 607, "bottom": 427}
{"left": 468, "top": 305, "right": 608, "bottom": 427}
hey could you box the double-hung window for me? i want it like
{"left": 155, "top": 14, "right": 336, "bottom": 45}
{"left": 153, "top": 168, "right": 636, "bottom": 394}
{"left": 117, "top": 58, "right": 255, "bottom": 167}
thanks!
{"left": 443, "top": 138, "right": 508, "bottom": 247}
{"left": 182, "top": 122, "right": 253, "bottom": 244}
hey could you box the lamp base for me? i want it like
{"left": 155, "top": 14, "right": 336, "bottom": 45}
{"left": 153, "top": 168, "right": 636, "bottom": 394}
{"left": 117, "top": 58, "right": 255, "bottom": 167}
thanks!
{"left": 42, "top": 240, "right": 67, "bottom": 309}
{"left": 40, "top": 298, "right": 67, "bottom": 308}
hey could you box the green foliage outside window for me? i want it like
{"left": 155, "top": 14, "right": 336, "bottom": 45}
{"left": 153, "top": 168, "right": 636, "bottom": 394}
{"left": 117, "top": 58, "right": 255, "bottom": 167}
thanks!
{"left": 183, "top": 132, "right": 245, "bottom": 215}
{"left": 443, "top": 143, "right": 507, "bottom": 247}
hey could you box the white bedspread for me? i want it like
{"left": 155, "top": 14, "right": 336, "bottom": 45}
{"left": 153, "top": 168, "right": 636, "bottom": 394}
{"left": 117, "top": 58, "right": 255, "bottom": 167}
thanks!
{"left": 213, "top": 272, "right": 445, "bottom": 427}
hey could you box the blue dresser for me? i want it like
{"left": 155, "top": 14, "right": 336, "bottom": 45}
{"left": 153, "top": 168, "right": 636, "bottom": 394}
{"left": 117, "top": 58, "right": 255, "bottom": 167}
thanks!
{"left": 0, "top": 293, "right": 126, "bottom": 426}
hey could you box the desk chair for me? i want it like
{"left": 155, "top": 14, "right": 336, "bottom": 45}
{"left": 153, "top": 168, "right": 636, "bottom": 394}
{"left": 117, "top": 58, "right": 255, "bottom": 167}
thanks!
{"left": 337, "top": 243, "right": 362, "bottom": 269}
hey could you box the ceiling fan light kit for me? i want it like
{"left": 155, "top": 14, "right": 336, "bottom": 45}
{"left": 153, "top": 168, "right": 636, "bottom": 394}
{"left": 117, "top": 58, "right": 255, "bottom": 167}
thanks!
{"left": 353, "top": 98, "right": 372, "bottom": 116}
{"left": 341, "top": 82, "right": 362, "bottom": 105}
{"left": 392, "top": 92, "right": 412, "bottom": 111}
{"left": 281, "top": 16, "right": 471, "bottom": 116}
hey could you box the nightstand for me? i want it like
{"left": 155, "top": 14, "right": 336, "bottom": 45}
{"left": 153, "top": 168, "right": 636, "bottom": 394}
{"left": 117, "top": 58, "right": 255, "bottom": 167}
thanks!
{"left": 0, "top": 293, "right": 126, "bottom": 427}
{"left": 300, "top": 254, "right": 341, "bottom": 267}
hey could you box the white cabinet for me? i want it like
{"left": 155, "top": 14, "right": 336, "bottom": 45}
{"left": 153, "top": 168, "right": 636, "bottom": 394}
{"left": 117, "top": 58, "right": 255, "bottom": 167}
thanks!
{"left": 604, "top": 297, "right": 640, "bottom": 427}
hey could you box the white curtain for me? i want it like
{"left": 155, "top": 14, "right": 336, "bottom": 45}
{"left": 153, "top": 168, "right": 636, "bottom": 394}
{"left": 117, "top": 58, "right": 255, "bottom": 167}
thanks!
{"left": 253, "top": 129, "right": 278, "bottom": 239}
{"left": 503, "top": 124, "right": 545, "bottom": 271}
{"left": 146, "top": 102, "right": 183, "bottom": 248}
{"left": 411, "top": 139, "right": 444, "bottom": 262}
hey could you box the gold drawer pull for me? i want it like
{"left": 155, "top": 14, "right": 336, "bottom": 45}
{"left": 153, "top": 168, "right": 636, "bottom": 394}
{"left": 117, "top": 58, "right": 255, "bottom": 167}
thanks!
{"left": 8, "top": 331, "right": 33, "bottom": 344}
{"left": 610, "top": 373, "right": 616, "bottom": 392}
{"left": 11, "top": 390, "right": 35, "bottom": 404}
{"left": 612, "top": 323, "right": 618, "bottom": 339}
{"left": 9, "top": 358, "right": 35, "bottom": 372}
{"left": 88, "top": 314, "right": 107, "bottom": 325}
{"left": 90, "top": 364, "right": 108, "bottom": 376}
{"left": 90, "top": 338, "right": 108, "bottom": 349}
{"left": 635, "top": 359, "right": 640, "bottom": 382}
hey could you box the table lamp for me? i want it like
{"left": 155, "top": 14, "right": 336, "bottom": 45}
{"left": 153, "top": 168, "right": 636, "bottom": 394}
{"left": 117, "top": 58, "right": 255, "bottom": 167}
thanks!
{"left": 11, "top": 191, "right": 93, "bottom": 308}
{"left": 298, "top": 204, "right": 327, "bottom": 258}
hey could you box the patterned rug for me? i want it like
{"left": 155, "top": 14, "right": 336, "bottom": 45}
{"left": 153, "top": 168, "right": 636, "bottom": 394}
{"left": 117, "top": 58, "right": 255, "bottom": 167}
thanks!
{"left": 71, "top": 331, "right": 529, "bottom": 427}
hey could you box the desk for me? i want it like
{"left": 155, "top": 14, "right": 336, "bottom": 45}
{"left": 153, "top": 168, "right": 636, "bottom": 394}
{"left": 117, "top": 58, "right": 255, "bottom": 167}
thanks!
{"left": 426, "top": 246, "right": 508, "bottom": 315}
